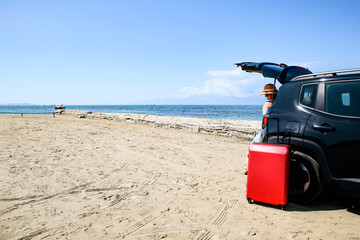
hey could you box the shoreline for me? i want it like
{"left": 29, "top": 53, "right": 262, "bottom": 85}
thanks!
{"left": 57, "top": 110, "right": 262, "bottom": 140}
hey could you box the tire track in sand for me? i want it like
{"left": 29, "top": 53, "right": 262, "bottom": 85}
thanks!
{"left": 196, "top": 194, "right": 240, "bottom": 240}
{"left": 120, "top": 198, "right": 184, "bottom": 238}
{"left": 0, "top": 160, "right": 129, "bottom": 216}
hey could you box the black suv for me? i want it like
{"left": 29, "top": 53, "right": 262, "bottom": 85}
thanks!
{"left": 236, "top": 62, "right": 360, "bottom": 203}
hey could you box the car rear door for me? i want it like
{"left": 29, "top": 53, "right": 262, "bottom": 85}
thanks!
{"left": 303, "top": 80, "right": 360, "bottom": 179}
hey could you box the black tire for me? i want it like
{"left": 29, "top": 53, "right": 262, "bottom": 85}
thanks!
{"left": 289, "top": 151, "right": 324, "bottom": 204}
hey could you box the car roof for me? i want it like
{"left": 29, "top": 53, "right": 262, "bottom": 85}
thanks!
{"left": 291, "top": 68, "right": 360, "bottom": 82}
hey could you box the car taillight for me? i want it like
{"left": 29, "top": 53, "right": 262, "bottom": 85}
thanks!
{"left": 262, "top": 117, "right": 268, "bottom": 129}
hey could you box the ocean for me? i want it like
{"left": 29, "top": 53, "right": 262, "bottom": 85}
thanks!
{"left": 0, "top": 105, "right": 263, "bottom": 121}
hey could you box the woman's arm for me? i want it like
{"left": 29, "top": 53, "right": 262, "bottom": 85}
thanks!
{"left": 262, "top": 101, "right": 272, "bottom": 115}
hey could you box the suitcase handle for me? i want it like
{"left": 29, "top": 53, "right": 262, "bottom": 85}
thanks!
{"left": 265, "top": 116, "right": 280, "bottom": 143}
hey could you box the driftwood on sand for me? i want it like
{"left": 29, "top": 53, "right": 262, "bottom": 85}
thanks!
{"left": 58, "top": 110, "right": 262, "bottom": 140}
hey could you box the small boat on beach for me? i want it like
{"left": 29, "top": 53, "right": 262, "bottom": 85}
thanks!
{"left": 54, "top": 105, "right": 66, "bottom": 110}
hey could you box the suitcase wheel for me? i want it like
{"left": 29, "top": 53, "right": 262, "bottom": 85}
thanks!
{"left": 280, "top": 205, "right": 287, "bottom": 211}
{"left": 247, "top": 198, "right": 254, "bottom": 204}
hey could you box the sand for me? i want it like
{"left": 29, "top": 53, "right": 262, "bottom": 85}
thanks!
{"left": 0, "top": 115, "right": 359, "bottom": 240}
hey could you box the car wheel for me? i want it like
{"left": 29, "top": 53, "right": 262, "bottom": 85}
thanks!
{"left": 288, "top": 151, "right": 324, "bottom": 203}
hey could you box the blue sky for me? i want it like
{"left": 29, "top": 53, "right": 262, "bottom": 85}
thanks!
{"left": 1, "top": 0, "right": 360, "bottom": 105}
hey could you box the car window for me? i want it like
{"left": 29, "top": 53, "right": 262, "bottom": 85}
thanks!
{"left": 300, "top": 84, "right": 318, "bottom": 108}
{"left": 325, "top": 80, "right": 360, "bottom": 117}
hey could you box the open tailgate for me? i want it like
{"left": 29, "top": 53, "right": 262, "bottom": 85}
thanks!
{"left": 235, "top": 62, "right": 312, "bottom": 84}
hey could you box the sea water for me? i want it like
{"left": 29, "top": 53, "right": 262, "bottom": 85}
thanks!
{"left": 0, "top": 105, "right": 262, "bottom": 121}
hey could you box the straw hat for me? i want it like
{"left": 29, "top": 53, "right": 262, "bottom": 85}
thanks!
{"left": 259, "top": 83, "right": 278, "bottom": 96}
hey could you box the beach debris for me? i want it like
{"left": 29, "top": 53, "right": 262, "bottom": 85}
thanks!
{"left": 53, "top": 110, "right": 64, "bottom": 115}
{"left": 60, "top": 111, "right": 261, "bottom": 140}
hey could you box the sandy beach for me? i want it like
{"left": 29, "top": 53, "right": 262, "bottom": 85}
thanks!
{"left": 1, "top": 114, "right": 359, "bottom": 240}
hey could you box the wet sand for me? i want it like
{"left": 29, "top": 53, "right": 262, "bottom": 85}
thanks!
{"left": 0, "top": 115, "right": 359, "bottom": 239}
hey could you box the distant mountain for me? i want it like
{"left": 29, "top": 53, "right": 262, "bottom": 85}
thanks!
{"left": 135, "top": 95, "right": 264, "bottom": 105}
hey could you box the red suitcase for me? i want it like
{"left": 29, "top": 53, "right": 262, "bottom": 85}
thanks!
{"left": 246, "top": 143, "right": 290, "bottom": 209}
